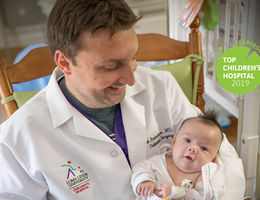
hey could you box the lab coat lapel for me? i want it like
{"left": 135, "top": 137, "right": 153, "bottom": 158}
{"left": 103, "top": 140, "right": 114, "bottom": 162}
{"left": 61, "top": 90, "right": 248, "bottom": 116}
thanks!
{"left": 46, "top": 67, "right": 72, "bottom": 128}
{"left": 47, "top": 68, "right": 113, "bottom": 144}
{"left": 48, "top": 67, "right": 147, "bottom": 151}
{"left": 121, "top": 86, "right": 147, "bottom": 166}
{"left": 71, "top": 107, "right": 113, "bottom": 143}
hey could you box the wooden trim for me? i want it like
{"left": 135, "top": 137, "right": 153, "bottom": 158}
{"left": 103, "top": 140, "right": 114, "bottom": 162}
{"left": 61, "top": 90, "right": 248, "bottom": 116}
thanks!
{"left": 189, "top": 16, "right": 205, "bottom": 112}
{"left": 0, "top": 59, "right": 18, "bottom": 118}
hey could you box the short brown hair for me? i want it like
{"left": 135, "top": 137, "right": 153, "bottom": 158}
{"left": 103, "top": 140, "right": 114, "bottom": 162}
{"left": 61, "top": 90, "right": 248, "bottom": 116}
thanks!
{"left": 47, "top": 0, "right": 141, "bottom": 60}
{"left": 179, "top": 110, "right": 223, "bottom": 141}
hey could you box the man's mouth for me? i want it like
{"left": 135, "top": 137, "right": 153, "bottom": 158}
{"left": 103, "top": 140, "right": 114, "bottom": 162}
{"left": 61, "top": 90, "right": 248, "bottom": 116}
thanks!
{"left": 110, "top": 85, "right": 121, "bottom": 89}
{"left": 108, "top": 85, "right": 125, "bottom": 93}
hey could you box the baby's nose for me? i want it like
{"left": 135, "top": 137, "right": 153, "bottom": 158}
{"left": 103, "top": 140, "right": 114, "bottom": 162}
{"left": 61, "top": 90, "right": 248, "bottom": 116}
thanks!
{"left": 188, "top": 146, "right": 197, "bottom": 153}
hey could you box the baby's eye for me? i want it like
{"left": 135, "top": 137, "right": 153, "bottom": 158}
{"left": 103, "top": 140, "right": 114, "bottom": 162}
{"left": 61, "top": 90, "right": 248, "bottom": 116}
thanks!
{"left": 184, "top": 138, "right": 191, "bottom": 143}
{"left": 200, "top": 146, "right": 208, "bottom": 151}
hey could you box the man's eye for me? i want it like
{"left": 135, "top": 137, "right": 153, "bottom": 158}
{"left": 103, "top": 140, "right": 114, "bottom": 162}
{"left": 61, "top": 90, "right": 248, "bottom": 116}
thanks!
{"left": 200, "top": 146, "right": 207, "bottom": 151}
{"left": 184, "top": 138, "right": 191, "bottom": 143}
{"left": 106, "top": 63, "right": 122, "bottom": 70}
{"left": 105, "top": 65, "right": 117, "bottom": 70}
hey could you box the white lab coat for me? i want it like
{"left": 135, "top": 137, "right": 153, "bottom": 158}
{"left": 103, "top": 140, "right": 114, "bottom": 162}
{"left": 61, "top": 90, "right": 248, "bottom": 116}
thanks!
{"left": 0, "top": 67, "right": 245, "bottom": 200}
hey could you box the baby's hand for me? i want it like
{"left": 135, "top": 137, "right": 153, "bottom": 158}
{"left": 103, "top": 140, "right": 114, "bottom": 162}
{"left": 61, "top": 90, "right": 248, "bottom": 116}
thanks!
{"left": 154, "top": 182, "right": 172, "bottom": 198}
{"left": 137, "top": 181, "right": 155, "bottom": 197}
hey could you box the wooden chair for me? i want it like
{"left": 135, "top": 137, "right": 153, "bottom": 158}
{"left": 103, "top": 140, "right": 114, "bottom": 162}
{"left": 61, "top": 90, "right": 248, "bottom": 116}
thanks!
{"left": 0, "top": 47, "right": 56, "bottom": 117}
{"left": 0, "top": 15, "right": 204, "bottom": 118}
{"left": 136, "top": 15, "right": 204, "bottom": 111}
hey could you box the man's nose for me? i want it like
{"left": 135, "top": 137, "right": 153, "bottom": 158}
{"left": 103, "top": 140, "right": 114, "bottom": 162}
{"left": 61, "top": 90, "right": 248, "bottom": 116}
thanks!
{"left": 118, "top": 62, "right": 136, "bottom": 86}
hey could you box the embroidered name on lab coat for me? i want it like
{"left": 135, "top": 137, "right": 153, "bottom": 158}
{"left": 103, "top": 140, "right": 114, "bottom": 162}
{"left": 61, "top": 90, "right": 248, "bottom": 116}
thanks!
{"left": 147, "top": 128, "right": 174, "bottom": 149}
{"left": 61, "top": 161, "right": 91, "bottom": 194}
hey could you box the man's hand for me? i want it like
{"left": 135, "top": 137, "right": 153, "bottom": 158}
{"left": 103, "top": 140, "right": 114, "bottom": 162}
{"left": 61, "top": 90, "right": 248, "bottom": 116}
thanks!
{"left": 137, "top": 181, "right": 155, "bottom": 197}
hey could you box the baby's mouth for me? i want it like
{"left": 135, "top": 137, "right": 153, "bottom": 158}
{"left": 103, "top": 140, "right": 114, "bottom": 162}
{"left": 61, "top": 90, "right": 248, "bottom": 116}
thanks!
{"left": 185, "top": 155, "right": 193, "bottom": 161}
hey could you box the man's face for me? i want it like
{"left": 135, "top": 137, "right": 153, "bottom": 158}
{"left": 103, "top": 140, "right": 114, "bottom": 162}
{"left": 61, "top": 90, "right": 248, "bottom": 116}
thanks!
{"left": 171, "top": 119, "right": 221, "bottom": 173}
{"left": 60, "top": 28, "right": 138, "bottom": 108}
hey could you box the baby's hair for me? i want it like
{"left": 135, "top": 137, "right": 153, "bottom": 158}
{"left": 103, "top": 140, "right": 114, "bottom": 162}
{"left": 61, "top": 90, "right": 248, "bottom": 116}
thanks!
{"left": 179, "top": 110, "right": 223, "bottom": 141}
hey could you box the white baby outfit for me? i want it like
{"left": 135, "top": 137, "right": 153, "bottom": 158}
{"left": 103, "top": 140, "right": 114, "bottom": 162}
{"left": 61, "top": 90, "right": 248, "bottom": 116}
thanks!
{"left": 131, "top": 152, "right": 225, "bottom": 200}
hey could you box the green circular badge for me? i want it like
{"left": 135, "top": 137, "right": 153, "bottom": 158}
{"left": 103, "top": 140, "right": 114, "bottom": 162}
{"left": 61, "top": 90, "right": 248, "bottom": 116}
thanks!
{"left": 216, "top": 46, "right": 260, "bottom": 94}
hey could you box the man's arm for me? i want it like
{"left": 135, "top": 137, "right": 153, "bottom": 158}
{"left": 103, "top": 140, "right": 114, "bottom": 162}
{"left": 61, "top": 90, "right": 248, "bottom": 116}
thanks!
{"left": 0, "top": 144, "right": 48, "bottom": 200}
{"left": 219, "top": 135, "right": 245, "bottom": 199}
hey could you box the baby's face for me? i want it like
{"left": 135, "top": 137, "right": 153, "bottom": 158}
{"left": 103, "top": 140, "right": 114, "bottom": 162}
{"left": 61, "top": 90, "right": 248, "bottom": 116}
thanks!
{"left": 171, "top": 118, "right": 222, "bottom": 173}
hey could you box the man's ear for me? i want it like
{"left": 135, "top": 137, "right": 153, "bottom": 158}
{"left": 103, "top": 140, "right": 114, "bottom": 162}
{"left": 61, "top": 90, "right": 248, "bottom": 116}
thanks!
{"left": 54, "top": 50, "right": 72, "bottom": 75}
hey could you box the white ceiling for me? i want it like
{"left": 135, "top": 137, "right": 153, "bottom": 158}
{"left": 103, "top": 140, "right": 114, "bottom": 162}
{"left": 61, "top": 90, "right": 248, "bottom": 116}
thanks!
{"left": 126, "top": 0, "right": 166, "bottom": 15}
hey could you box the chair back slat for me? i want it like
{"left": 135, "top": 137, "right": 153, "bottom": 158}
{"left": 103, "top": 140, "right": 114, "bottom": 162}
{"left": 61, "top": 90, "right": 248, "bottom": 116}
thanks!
{"left": 7, "top": 47, "right": 56, "bottom": 83}
{"left": 136, "top": 34, "right": 190, "bottom": 61}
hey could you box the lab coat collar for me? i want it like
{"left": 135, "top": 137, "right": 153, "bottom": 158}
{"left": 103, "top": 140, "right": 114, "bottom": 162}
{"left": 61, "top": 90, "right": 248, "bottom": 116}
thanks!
{"left": 46, "top": 68, "right": 112, "bottom": 143}
{"left": 46, "top": 67, "right": 72, "bottom": 128}
{"left": 46, "top": 66, "right": 146, "bottom": 126}
{"left": 46, "top": 67, "right": 147, "bottom": 155}
{"left": 71, "top": 106, "right": 114, "bottom": 143}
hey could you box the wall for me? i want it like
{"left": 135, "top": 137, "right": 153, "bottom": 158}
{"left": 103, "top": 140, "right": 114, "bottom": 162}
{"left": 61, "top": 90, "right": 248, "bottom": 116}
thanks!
{"left": 0, "top": 0, "right": 167, "bottom": 50}
{"left": 0, "top": 0, "right": 48, "bottom": 49}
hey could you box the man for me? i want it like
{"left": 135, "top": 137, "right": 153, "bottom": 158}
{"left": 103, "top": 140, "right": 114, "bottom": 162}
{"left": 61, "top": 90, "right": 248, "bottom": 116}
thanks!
{"left": 0, "top": 0, "right": 245, "bottom": 199}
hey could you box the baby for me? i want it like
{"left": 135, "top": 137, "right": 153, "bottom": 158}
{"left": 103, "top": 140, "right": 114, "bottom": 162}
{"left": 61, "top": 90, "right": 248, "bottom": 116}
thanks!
{"left": 131, "top": 111, "right": 225, "bottom": 199}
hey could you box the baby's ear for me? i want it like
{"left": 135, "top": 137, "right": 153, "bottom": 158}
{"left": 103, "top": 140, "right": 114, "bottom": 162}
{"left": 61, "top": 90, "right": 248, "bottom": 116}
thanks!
{"left": 171, "top": 135, "right": 177, "bottom": 148}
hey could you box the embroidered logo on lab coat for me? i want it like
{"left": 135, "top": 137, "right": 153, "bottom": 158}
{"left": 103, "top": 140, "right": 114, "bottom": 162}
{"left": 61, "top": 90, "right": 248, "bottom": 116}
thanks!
{"left": 61, "top": 161, "right": 91, "bottom": 194}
